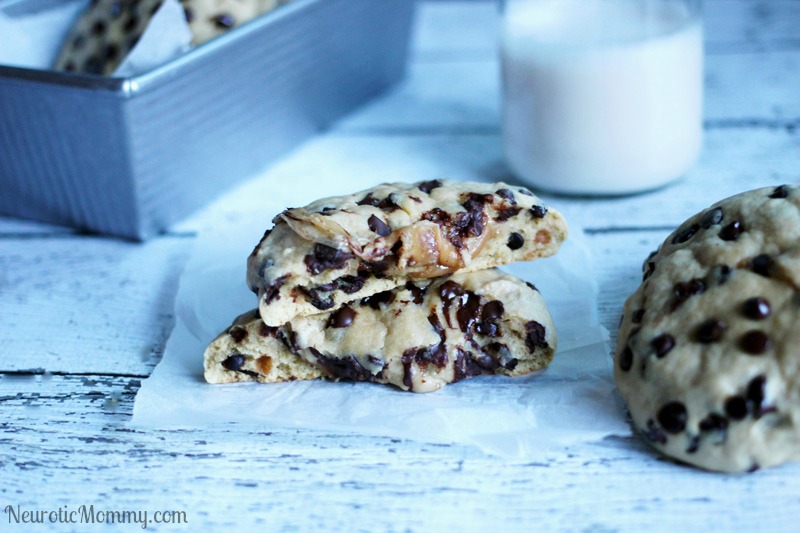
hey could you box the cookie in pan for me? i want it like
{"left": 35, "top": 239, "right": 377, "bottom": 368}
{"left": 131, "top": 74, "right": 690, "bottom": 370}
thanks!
{"left": 247, "top": 179, "right": 568, "bottom": 327}
{"left": 206, "top": 269, "right": 557, "bottom": 393}
{"left": 615, "top": 185, "right": 800, "bottom": 472}
{"left": 54, "top": 0, "right": 282, "bottom": 75}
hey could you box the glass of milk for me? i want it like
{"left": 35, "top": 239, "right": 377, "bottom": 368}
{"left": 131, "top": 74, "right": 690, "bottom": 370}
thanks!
{"left": 501, "top": 0, "right": 703, "bottom": 195}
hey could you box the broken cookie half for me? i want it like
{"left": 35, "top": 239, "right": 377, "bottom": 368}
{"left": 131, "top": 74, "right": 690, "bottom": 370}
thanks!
{"left": 247, "top": 179, "right": 568, "bottom": 327}
{"left": 206, "top": 269, "right": 557, "bottom": 393}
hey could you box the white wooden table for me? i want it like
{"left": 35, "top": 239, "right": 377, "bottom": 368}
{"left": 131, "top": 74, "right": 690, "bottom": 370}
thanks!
{"left": 3, "top": 1, "right": 800, "bottom": 530}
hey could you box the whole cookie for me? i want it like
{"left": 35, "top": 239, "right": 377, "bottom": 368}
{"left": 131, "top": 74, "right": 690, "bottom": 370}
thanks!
{"left": 206, "top": 269, "right": 557, "bottom": 392}
{"left": 247, "top": 179, "right": 568, "bottom": 326}
{"left": 615, "top": 185, "right": 800, "bottom": 472}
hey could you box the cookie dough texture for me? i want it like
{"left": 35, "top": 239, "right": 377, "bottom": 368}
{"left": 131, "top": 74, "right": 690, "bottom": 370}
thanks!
{"left": 206, "top": 269, "right": 557, "bottom": 393}
{"left": 615, "top": 185, "right": 800, "bottom": 472}
{"left": 247, "top": 179, "right": 568, "bottom": 327}
{"left": 54, "top": 0, "right": 282, "bottom": 75}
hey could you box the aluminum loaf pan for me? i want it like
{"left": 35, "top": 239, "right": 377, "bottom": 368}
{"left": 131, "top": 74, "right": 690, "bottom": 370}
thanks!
{"left": 0, "top": 0, "right": 414, "bottom": 239}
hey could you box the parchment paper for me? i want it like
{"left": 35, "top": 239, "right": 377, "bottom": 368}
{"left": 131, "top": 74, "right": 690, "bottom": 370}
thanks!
{"left": 131, "top": 178, "right": 629, "bottom": 457}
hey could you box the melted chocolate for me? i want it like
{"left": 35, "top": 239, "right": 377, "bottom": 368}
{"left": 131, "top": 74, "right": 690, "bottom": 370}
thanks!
{"left": 263, "top": 275, "right": 289, "bottom": 304}
{"left": 304, "top": 244, "right": 354, "bottom": 275}
{"left": 524, "top": 321, "right": 547, "bottom": 353}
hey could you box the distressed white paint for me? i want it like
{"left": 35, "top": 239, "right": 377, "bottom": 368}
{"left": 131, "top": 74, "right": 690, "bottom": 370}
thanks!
{"left": 2, "top": 1, "right": 800, "bottom": 531}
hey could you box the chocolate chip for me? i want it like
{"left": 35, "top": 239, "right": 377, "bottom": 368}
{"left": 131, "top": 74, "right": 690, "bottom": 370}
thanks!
{"left": 359, "top": 259, "right": 390, "bottom": 278}
{"left": 304, "top": 288, "right": 334, "bottom": 310}
{"left": 475, "top": 322, "right": 499, "bottom": 337}
{"left": 507, "top": 232, "right": 524, "bottom": 250}
{"left": 632, "top": 309, "right": 645, "bottom": 324}
{"left": 619, "top": 346, "right": 633, "bottom": 371}
{"left": 263, "top": 275, "right": 289, "bottom": 304}
{"left": 742, "top": 297, "right": 770, "bottom": 320}
{"left": 719, "top": 220, "right": 743, "bottom": 241}
{"left": 91, "top": 20, "right": 107, "bottom": 36}
{"left": 657, "top": 402, "right": 688, "bottom": 433}
{"left": 328, "top": 305, "right": 356, "bottom": 328}
{"left": 361, "top": 290, "right": 396, "bottom": 309}
{"left": 769, "top": 185, "right": 789, "bottom": 199}
{"left": 417, "top": 180, "right": 442, "bottom": 194}
{"left": 686, "top": 435, "right": 700, "bottom": 454}
{"left": 453, "top": 349, "right": 489, "bottom": 381}
{"left": 643, "top": 261, "right": 656, "bottom": 281}
{"left": 460, "top": 193, "right": 491, "bottom": 234}
{"left": 259, "top": 323, "right": 279, "bottom": 337}
{"left": 740, "top": 330, "right": 770, "bottom": 354}
{"left": 496, "top": 189, "right": 517, "bottom": 204}
{"left": 725, "top": 396, "right": 748, "bottom": 420}
{"left": 304, "top": 243, "right": 354, "bottom": 275}
{"left": 644, "top": 419, "right": 667, "bottom": 444}
{"left": 524, "top": 321, "right": 547, "bottom": 353}
{"left": 357, "top": 193, "right": 398, "bottom": 211}
{"left": 404, "top": 281, "right": 427, "bottom": 304}
{"left": 529, "top": 205, "right": 547, "bottom": 218}
{"left": 84, "top": 56, "right": 104, "bottom": 75}
{"left": 335, "top": 275, "right": 365, "bottom": 295}
{"left": 367, "top": 214, "right": 391, "bottom": 237}
{"left": 711, "top": 264, "right": 732, "bottom": 285}
{"left": 229, "top": 326, "right": 247, "bottom": 343}
{"left": 104, "top": 44, "right": 120, "bottom": 62}
{"left": 183, "top": 6, "right": 194, "bottom": 22}
{"left": 222, "top": 354, "right": 245, "bottom": 371}
{"left": 746, "top": 375, "right": 767, "bottom": 417}
{"left": 696, "top": 319, "right": 727, "bottom": 343}
{"left": 699, "top": 413, "right": 728, "bottom": 432}
{"left": 701, "top": 207, "right": 724, "bottom": 229}
{"left": 671, "top": 278, "right": 706, "bottom": 310}
{"left": 495, "top": 205, "right": 523, "bottom": 222}
{"left": 672, "top": 224, "right": 699, "bottom": 244}
{"left": 124, "top": 15, "right": 140, "bottom": 33}
{"left": 72, "top": 34, "right": 86, "bottom": 49}
{"left": 213, "top": 13, "right": 235, "bottom": 29}
{"left": 456, "top": 293, "right": 482, "bottom": 332}
{"left": 518, "top": 188, "right": 534, "bottom": 196}
{"left": 751, "top": 254, "right": 773, "bottom": 277}
{"left": 313, "top": 351, "right": 374, "bottom": 382}
{"left": 651, "top": 334, "right": 675, "bottom": 358}
{"left": 525, "top": 281, "right": 539, "bottom": 292}
{"left": 439, "top": 280, "right": 464, "bottom": 302}
{"left": 482, "top": 301, "right": 505, "bottom": 321}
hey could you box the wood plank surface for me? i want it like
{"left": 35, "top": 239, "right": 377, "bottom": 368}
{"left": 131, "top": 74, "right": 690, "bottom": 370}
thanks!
{"left": 2, "top": 1, "right": 800, "bottom": 531}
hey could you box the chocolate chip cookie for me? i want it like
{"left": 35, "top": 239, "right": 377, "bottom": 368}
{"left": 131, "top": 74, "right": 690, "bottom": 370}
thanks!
{"left": 615, "top": 185, "right": 800, "bottom": 472}
{"left": 247, "top": 179, "right": 568, "bottom": 327}
{"left": 207, "top": 269, "right": 557, "bottom": 392}
{"left": 54, "top": 0, "right": 281, "bottom": 75}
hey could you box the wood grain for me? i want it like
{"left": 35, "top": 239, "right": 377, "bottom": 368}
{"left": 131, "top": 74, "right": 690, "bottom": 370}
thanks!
{"left": 2, "top": 1, "right": 800, "bottom": 530}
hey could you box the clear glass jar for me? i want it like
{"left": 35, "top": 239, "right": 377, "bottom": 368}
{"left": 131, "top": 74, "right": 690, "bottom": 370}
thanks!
{"left": 500, "top": 0, "right": 703, "bottom": 195}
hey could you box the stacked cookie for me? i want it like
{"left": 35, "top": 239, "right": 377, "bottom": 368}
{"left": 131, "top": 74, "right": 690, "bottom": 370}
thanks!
{"left": 205, "top": 179, "right": 569, "bottom": 392}
{"left": 54, "top": 0, "right": 286, "bottom": 75}
{"left": 616, "top": 185, "right": 800, "bottom": 472}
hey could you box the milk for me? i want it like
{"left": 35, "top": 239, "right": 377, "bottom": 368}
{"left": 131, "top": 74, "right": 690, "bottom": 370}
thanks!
{"left": 501, "top": 0, "right": 703, "bottom": 195}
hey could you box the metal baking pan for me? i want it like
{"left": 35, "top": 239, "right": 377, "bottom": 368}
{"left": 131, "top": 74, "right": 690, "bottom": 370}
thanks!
{"left": 0, "top": 0, "right": 414, "bottom": 239}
